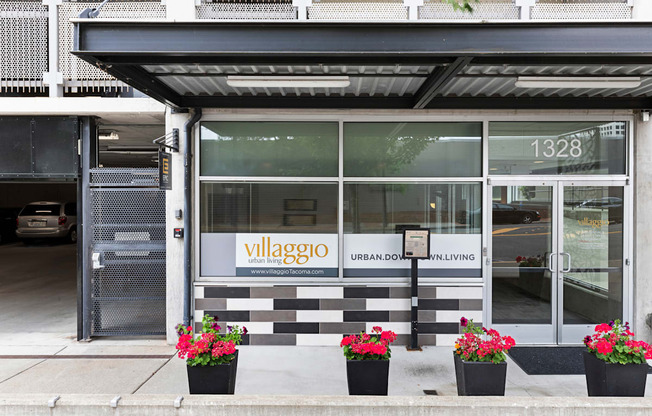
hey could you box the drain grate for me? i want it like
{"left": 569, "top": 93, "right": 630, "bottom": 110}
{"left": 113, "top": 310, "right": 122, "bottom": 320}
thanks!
{"left": 423, "top": 390, "right": 439, "bottom": 395}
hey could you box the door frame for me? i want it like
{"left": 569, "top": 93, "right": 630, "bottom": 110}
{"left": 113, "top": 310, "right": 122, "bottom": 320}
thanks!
{"left": 486, "top": 178, "right": 631, "bottom": 345}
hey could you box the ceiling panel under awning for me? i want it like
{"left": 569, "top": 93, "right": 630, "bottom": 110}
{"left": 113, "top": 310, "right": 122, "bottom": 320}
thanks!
{"left": 72, "top": 21, "right": 652, "bottom": 109}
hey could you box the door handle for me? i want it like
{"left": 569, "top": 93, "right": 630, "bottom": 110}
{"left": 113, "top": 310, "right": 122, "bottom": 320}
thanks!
{"left": 548, "top": 252, "right": 556, "bottom": 272}
{"left": 561, "top": 252, "right": 571, "bottom": 273}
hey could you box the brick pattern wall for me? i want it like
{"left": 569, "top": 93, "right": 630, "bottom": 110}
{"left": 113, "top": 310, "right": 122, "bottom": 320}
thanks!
{"left": 194, "top": 285, "right": 483, "bottom": 346}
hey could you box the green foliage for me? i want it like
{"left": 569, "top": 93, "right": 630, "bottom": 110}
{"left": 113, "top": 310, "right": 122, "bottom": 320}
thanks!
{"left": 445, "top": 0, "right": 478, "bottom": 12}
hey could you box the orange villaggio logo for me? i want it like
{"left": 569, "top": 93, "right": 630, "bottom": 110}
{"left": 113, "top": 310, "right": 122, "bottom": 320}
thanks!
{"left": 244, "top": 236, "right": 329, "bottom": 265}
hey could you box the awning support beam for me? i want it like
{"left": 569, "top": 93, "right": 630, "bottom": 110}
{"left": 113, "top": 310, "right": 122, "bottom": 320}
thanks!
{"left": 413, "top": 57, "right": 472, "bottom": 109}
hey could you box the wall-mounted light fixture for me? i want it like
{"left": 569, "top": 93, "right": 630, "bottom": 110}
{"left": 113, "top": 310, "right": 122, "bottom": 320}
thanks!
{"left": 226, "top": 76, "right": 351, "bottom": 89}
{"left": 515, "top": 76, "right": 641, "bottom": 89}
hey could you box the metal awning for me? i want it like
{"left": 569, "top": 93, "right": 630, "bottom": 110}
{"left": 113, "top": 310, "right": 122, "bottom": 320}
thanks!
{"left": 72, "top": 21, "right": 652, "bottom": 110}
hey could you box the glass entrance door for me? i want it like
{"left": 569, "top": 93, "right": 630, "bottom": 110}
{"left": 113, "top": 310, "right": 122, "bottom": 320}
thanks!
{"left": 489, "top": 181, "right": 627, "bottom": 344}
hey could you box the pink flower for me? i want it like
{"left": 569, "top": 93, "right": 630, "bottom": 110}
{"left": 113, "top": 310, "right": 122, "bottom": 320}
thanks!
{"left": 596, "top": 339, "right": 613, "bottom": 355}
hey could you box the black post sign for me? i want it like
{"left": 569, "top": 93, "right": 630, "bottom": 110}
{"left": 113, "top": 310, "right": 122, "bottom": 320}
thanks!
{"left": 159, "top": 151, "right": 172, "bottom": 190}
{"left": 403, "top": 228, "right": 430, "bottom": 350}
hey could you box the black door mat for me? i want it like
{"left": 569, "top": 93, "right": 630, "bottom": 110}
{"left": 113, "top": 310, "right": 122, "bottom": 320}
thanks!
{"left": 508, "top": 347, "right": 587, "bottom": 375}
{"left": 509, "top": 347, "right": 652, "bottom": 375}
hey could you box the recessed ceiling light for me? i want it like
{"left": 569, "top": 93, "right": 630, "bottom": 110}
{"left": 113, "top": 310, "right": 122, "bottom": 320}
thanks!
{"left": 226, "top": 76, "right": 350, "bottom": 88}
{"left": 515, "top": 76, "right": 641, "bottom": 89}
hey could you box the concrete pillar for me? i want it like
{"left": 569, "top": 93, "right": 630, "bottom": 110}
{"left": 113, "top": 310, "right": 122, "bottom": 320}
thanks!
{"left": 634, "top": 112, "right": 652, "bottom": 343}
{"left": 515, "top": 0, "right": 535, "bottom": 20}
{"left": 632, "top": 0, "right": 652, "bottom": 21}
{"left": 292, "top": 0, "right": 310, "bottom": 20}
{"left": 166, "top": 108, "right": 191, "bottom": 344}
{"left": 43, "top": 0, "right": 63, "bottom": 97}
{"left": 164, "top": 0, "right": 196, "bottom": 20}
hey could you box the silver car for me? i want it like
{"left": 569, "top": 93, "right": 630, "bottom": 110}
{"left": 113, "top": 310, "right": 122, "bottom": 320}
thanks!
{"left": 16, "top": 201, "right": 77, "bottom": 243}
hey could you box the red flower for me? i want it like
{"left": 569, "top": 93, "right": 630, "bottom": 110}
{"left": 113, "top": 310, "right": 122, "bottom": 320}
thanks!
{"left": 596, "top": 339, "right": 613, "bottom": 355}
{"left": 595, "top": 323, "right": 613, "bottom": 333}
{"left": 372, "top": 326, "right": 382, "bottom": 334}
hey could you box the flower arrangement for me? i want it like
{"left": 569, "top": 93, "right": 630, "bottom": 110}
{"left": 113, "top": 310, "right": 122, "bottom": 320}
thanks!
{"left": 515, "top": 255, "right": 543, "bottom": 268}
{"left": 454, "top": 317, "right": 515, "bottom": 364}
{"left": 583, "top": 319, "right": 652, "bottom": 364}
{"left": 340, "top": 326, "right": 398, "bottom": 361}
{"left": 175, "top": 314, "right": 247, "bottom": 367}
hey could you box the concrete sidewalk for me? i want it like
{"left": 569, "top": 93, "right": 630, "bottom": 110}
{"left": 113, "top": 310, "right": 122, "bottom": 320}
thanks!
{"left": 0, "top": 334, "right": 651, "bottom": 397}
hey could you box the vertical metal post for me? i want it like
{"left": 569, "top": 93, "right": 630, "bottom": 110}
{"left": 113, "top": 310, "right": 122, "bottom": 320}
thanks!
{"left": 79, "top": 116, "right": 96, "bottom": 341}
{"left": 410, "top": 258, "right": 419, "bottom": 349}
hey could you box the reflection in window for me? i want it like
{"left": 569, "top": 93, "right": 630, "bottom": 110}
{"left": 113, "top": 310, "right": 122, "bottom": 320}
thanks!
{"left": 563, "top": 186, "right": 623, "bottom": 324}
{"left": 344, "top": 183, "right": 481, "bottom": 234}
{"left": 200, "top": 182, "right": 338, "bottom": 234}
{"left": 344, "top": 123, "right": 482, "bottom": 177}
{"left": 200, "top": 122, "right": 338, "bottom": 177}
{"left": 489, "top": 121, "right": 626, "bottom": 175}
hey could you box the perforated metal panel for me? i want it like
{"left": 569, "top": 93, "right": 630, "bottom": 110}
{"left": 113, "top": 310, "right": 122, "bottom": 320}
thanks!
{"left": 196, "top": 3, "right": 296, "bottom": 19}
{"left": 307, "top": 2, "right": 408, "bottom": 20}
{"left": 59, "top": 1, "right": 166, "bottom": 93}
{"left": 0, "top": 1, "right": 47, "bottom": 92}
{"left": 419, "top": 1, "right": 519, "bottom": 19}
{"left": 90, "top": 168, "right": 166, "bottom": 336}
{"left": 531, "top": 3, "right": 631, "bottom": 19}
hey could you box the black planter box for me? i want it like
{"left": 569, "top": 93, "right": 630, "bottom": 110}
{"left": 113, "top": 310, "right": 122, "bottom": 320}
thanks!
{"left": 346, "top": 359, "right": 390, "bottom": 395}
{"left": 454, "top": 353, "right": 507, "bottom": 396}
{"left": 583, "top": 351, "right": 648, "bottom": 397}
{"left": 186, "top": 350, "right": 239, "bottom": 394}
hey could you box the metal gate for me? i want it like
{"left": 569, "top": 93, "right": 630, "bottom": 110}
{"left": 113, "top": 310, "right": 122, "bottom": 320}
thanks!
{"left": 88, "top": 168, "right": 166, "bottom": 336}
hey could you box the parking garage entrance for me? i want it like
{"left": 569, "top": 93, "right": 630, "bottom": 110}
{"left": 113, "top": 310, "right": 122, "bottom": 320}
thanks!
{"left": 489, "top": 180, "right": 628, "bottom": 344}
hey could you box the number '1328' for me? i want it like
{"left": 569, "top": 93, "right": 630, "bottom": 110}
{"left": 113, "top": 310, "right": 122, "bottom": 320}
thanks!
{"left": 530, "top": 138, "right": 582, "bottom": 158}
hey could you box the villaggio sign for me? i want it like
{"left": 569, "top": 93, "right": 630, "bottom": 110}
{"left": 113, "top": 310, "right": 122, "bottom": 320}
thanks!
{"left": 344, "top": 234, "right": 481, "bottom": 277}
{"left": 235, "top": 234, "right": 338, "bottom": 277}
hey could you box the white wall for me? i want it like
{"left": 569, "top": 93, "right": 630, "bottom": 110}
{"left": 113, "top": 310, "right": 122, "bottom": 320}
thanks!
{"left": 634, "top": 114, "right": 652, "bottom": 343}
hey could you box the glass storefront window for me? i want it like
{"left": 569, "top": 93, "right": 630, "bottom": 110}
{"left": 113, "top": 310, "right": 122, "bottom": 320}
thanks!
{"left": 489, "top": 121, "right": 626, "bottom": 175}
{"left": 343, "top": 182, "right": 482, "bottom": 278}
{"left": 343, "top": 123, "right": 482, "bottom": 177}
{"left": 200, "top": 122, "right": 338, "bottom": 177}
{"left": 200, "top": 182, "right": 338, "bottom": 277}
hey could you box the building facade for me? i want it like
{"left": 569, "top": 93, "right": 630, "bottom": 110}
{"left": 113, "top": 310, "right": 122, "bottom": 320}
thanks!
{"left": 3, "top": 0, "right": 652, "bottom": 348}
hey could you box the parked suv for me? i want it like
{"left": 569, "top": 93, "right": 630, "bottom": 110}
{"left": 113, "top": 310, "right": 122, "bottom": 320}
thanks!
{"left": 16, "top": 201, "right": 77, "bottom": 243}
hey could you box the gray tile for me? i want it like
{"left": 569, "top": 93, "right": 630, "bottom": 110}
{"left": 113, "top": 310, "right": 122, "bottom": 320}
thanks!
{"left": 390, "top": 311, "right": 411, "bottom": 322}
{"left": 320, "top": 299, "right": 366, "bottom": 310}
{"left": 249, "top": 334, "right": 297, "bottom": 345}
{"left": 389, "top": 287, "right": 410, "bottom": 298}
{"left": 194, "top": 298, "right": 227, "bottom": 310}
{"left": 205, "top": 287, "right": 250, "bottom": 298}
{"left": 250, "top": 287, "right": 297, "bottom": 299}
{"left": 319, "top": 323, "right": 365, "bottom": 334}
{"left": 394, "top": 334, "right": 437, "bottom": 346}
{"left": 418, "top": 310, "right": 436, "bottom": 322}
{"left": 419, "top": 287, "right": 438, "bottom": 298}
{"left": 459, "top": 299, "right": 483, "bottom": 310}
{"left": 250, "top": 310, "right": 296, "bottom": 322}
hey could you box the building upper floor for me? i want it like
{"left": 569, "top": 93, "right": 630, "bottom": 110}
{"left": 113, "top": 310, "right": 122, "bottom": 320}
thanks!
{"left": 1, "top": 0, "right": 651, "bottom": 98}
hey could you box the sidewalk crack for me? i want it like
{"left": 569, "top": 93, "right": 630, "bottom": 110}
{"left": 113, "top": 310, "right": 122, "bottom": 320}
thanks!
{"left": 131, "top": 357, "right": 172, "bottom": 394}
{"left": 0, "top": 358, "right": 47, "bottom": 385}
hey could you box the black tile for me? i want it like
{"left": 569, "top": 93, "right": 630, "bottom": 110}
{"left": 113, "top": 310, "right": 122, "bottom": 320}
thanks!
{"left": 274, "top": 299, "right": 320, "bottom": 310}
{"left": 204, "top": 311, "right": 250, "bottom": 322}
{"left": 419, "top": 323, "right": 460, "bottom": 334}
{"left": 274, "top": 322, "right": 320, "bottom": 334}
{"left": 204, "top": 287, "right": 250, "bottom": 298}
{"left": 240, "top": 334, "right": 250, "bottom": 345}
{"left": 419, "top": 299, "right": 459, "bottom": 310}
{"left": 343, "top": 311, "right": 389, "bottom": 322}
{"left": 344, "top": 287, "right": 390, "bottom": 299}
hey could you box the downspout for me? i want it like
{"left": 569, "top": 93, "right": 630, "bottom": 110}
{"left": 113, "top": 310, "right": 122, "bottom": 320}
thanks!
{"left": 184, "top": 108, "right": 202, "bottom": 327}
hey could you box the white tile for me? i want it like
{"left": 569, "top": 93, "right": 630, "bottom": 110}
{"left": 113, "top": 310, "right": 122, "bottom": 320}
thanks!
{"left": 296, "top": 310, "right": 343, "bottom": 322}
{"left": 436, "top": 286, "right": 483, "bottom": 299}
{"left": 296, "top": 286, "right": 343, "bottom": 299}
{"left": 194, "top": 310, "right": 204, "bottom": 321}
{"left": 194, "top": 286, "right": 204, "bottom": 298}
{"left": 436, "top": 334, "right": 461, "bottom": 347}
{"left": 226, "top": 299, "right": 274, "bottom": 311}
{"left": 227, "top": 322, "right": 273, "bottom": 334}
{"left": 365, "top": 322, "right": 410, "bottom": 334}
{"left": 296, "top": 334, "right": 344, "bottom": 346}
{"left": 435, "top": 310, "right": 482, "bottom": 323}
{"left": 366, "top": 298, "right": 411, "bottom": 311}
